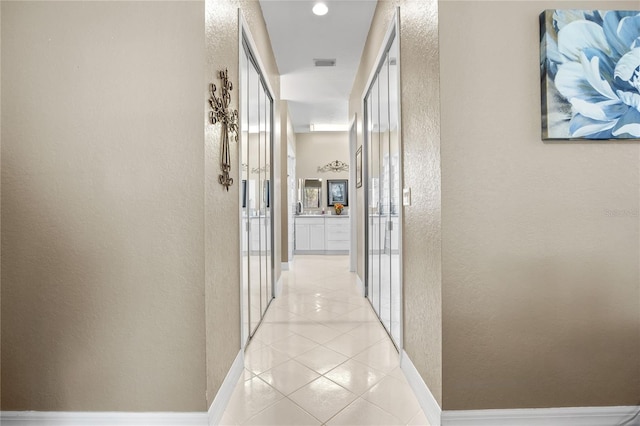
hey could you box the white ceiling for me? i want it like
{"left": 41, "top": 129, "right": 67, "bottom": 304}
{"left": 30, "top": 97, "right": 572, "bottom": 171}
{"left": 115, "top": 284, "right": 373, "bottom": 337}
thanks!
{"left": 259, "top": 0, "right": 377, "bottom": 133}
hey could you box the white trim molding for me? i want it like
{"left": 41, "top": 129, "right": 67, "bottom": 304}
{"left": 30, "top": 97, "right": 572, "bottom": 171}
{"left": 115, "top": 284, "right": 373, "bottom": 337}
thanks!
{"left": 0, "top": 350, "right": 246, "bottom": 426}
{"left": 441, "top": 406, "right": 640, "bottom": 426}
{"left": 399, "top": 350, "right": 640, "bottom": 426}
{"left": 400, "top": 350, "right": 442, "bottom": 426}
{"left": 207, "top": 349, "right": 244, "bottom": 425}
{"left": 0, "top": 411, "right": 208, "bottom": 426}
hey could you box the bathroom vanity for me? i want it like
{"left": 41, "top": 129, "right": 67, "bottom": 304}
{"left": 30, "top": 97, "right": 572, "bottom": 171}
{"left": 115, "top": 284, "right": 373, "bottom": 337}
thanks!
{"left": 294, "top": 215, "right": 350, "bottom": 254}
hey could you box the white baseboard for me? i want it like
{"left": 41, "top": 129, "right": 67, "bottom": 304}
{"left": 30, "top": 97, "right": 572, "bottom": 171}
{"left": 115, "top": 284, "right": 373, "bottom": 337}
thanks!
{"left": 0, "top": 349, "right": 245, "bottom": 426}
{"left": 0, "top": 411, "right": 208, "bottom": 425}
{"left": 207, "top": 349, "right": 244, "bottom": 425}
{"left": 399, "top": 350, "right": 640, "bottom": 426}
{"left": 400, "top": 350, "right": 442, "bottom": 426}
{"left": 441, "top": 406, "right": 640, "bottom": 426}
{"left": 280, "top": 262, "right": 290, "bottom": 271}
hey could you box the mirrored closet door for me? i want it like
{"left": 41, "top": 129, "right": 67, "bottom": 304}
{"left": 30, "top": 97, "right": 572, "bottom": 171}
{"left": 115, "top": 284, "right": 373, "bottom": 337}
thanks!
{"left": 365, "top": 23, "right": 401, "bottom": 349}
{"left": 240, "top": 33, "right": 274, "bottom": 346}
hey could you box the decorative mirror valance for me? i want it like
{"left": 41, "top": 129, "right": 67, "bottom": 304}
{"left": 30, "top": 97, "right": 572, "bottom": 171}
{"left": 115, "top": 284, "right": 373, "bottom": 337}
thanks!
{"left": 317, "top": 160, "right": 349, "bottom": 173}
{"left": 251, "top": 164, "right": 271, "bottom": 174}
{"left": 209, "top": 69, "right": 238, "bottom": 190}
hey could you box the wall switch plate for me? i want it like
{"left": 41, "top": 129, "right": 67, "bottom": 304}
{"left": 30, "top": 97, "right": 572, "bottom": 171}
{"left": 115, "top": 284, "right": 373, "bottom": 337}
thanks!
{"left": 403, "top": 188, "right": 411, "bottom": 206}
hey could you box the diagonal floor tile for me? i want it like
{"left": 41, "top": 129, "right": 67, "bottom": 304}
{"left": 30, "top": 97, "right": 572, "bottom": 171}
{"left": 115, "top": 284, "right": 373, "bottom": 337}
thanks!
{"left": 324, "top": 332, "right": 376, "bottom": 357}
{"left": 253, "top": 322, "right": 295, "bottom": 345}
{"left": 288, "top": 322, "right": 344, "bottom": 344}
{"left": 258, "top": 359, "right": 320, "bottom": 395}
{"left": 269, "top": 333, "right": 318, "bottom": 358}
{"left": 244, "top": 345, "right": 291, "bottom": 375}
{"left": 288, "top": 376, "right": 358, "bottom": 423}
{"left": 407, "top": 408, "right": 431, "bottom": 426}
{"left": 325, "top": 397, "right": 403, "bottom": 425}
{"left": 224, "top": 376, "right": 284, "bottom": 424}
{"left": 219, "top": 256, "right": 419, "bottom": 424}
{"left": 352, "top": 339, "right": 400, "bottom": 373}
{"left": 324, "top": 359, "right": 386, "bottom": 395}
{"left": 294, "top": 345, "right": 349, "bottom": 375}
{"left": 243, "top": 397, "right": 321, "bottom": 425}
{"left": 361, "top": 375, "right": 422, "bottom": 424}
{"left": 347, "top": 322, "right": 389, "bottom": 345}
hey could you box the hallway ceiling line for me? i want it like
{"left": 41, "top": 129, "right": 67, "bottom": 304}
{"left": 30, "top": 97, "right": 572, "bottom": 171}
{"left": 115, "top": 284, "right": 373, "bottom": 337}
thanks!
{"left": 259, "top": 0, "right": 377, "bottom": 133}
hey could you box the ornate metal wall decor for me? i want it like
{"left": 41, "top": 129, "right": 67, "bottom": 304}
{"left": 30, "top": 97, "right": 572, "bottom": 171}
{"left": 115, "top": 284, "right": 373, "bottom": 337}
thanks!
{"left": 317, "top": 160, "right": 349, "bottom": 173}
{"left": 209, "top": 69, "right": 239, "bottom": 190}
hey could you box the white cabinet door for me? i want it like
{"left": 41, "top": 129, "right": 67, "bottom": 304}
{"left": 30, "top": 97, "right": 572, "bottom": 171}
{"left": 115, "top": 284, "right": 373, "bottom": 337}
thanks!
{"left": 295, "top": 223, "right": 310, "bottom": 251}
{"left": 309, "top": 224, "right": 325, "bottom": 250}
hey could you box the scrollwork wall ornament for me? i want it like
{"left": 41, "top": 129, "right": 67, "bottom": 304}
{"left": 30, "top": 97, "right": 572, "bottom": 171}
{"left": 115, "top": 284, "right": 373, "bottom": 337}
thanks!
{"left": 317, "top": 160, "right": 349, "bottom": 173}
{"left": 209, "top": 69, "right": 239, "bottom": 191}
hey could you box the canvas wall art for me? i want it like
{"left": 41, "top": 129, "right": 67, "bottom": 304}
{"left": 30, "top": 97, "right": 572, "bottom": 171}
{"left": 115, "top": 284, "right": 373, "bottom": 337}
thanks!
{"left": 540, "top": 9, "right": 640, "bottom": 140}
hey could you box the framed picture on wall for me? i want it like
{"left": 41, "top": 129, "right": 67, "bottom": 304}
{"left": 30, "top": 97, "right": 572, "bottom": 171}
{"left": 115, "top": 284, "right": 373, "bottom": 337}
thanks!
{"left": 327, "top": 179, "right": 348, "bottom": 206}
{"left": 540, "top": 9, "right": 640, "bottom": 140}
{"left": 356, "top": 146, "right": 363, "bottom": 188}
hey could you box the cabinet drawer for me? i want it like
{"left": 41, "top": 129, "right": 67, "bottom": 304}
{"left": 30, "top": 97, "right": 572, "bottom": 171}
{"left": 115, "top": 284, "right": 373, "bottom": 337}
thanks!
{"left": 327, "top": 230, "right": 350, "bottom": 241}
{"left": 295, "top": 217, "right": 324, "bottom": 226}
{"left": 326, "top": 222, "right": 349, "bottom": 231}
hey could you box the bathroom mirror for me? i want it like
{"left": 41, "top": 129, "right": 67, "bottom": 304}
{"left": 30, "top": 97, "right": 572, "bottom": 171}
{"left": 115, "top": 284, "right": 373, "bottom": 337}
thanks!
{"left": 303, "top": 179, "right": 322, "bottom": 209}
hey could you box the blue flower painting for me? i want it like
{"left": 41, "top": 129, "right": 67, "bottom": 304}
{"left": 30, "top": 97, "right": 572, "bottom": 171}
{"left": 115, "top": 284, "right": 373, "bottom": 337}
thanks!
{"left": 540, "top": 10, "right": 640, "bottom": 139}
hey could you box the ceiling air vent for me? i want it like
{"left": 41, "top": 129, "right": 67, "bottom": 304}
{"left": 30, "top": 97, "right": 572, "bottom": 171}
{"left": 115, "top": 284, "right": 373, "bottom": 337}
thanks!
{"left": 314, "top": 58, "right": 336, "bottom": 67}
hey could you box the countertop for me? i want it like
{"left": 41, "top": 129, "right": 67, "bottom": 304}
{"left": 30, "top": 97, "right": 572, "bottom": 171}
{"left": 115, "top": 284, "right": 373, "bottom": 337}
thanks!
{"left": 295, "top": 214, "right": 349, "bottom": 218}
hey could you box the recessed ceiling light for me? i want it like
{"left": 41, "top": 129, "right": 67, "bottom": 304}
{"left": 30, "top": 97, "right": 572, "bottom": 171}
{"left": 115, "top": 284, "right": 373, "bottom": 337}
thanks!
{"left": 312, "top": 2, "right": 328, "bottom": 16}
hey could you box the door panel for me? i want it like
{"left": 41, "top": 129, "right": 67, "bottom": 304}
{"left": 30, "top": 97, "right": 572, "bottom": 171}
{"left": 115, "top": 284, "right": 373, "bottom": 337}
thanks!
{"left": 241, "top": 36, "right": 275, "bottom": 343}
{"left": 240, "top": 47, "right": 250, "bottom": 346}
{"left": 247, "top": 58, "right": 261, "bottom": 337}
{"left": 388, "top": 35, "right": 401, "bottom": 344}
{"left": 369, "top": 75, "right": 380, "bottom": 316}
{"left": 379, "top": 53, "right": 391, "bottom": 334}
{"left": 364, "top": 24, "right": 401, "bottom": 350}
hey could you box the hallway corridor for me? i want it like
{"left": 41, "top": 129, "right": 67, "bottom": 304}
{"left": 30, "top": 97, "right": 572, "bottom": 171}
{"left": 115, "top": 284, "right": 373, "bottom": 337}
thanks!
{"left": 220, "top": 256, "right": 429, "bottom": 425}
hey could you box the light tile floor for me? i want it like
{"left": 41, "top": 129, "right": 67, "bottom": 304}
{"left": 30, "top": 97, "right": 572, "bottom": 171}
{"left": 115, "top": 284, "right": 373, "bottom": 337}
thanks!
{"left": 220, "top": 255, "right": 429, "bottom": 426}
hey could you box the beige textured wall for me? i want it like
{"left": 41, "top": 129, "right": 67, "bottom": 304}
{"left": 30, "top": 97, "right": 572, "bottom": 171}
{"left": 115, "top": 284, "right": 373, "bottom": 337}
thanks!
{"left": 440, "top": 0, "right": 640, "bottom": 410}
{"left": 295, "top": 132, "right": 350, "bottom": 211}
{"left": 204, "top": 0, "right": 281, "bottom": 406}
{"left": 349, "top": 0, "right": 442, "bottom": 404}
{"left": 1, "top": 1, "right": 206, "bottom": 411}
